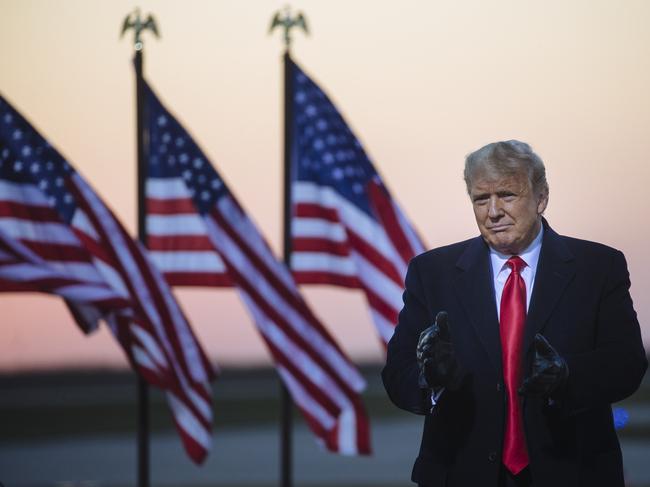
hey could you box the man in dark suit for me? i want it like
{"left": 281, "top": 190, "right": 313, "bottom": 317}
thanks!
{"left": 382, "top": 140, "right": 647, "bottom": 487}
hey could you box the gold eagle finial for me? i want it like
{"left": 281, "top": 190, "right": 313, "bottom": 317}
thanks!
{"left": 121, "top": 8, "right": 160, "bottom": 51}
{"left": 269, "top": 6, "right": 309, "bottom": 50}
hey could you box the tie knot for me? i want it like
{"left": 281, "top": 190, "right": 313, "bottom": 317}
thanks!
{"left": 507, "top": 256, "right": 526, "bottom": 274}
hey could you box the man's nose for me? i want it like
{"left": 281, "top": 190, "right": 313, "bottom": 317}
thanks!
{"left": 487, "top": 196, "right": 503, "bottom": 219}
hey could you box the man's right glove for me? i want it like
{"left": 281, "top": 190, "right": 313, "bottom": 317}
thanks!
{"left": 416, "top": 311, "right": 463, "bottom": 390}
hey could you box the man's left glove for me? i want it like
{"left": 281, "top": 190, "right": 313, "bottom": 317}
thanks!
{"left": 519, "top": 333, "right": 569, "bottom": 397}
{"left": 416, "top": 311, "right": 463, "bottom": 390}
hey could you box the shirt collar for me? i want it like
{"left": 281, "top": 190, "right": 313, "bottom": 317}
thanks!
{"left": 489, "top": 223, "right": 544, "bottom": 277}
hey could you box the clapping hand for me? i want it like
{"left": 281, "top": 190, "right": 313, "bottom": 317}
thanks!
{"left": 416, "top": 311, "right": 462, "bottom": 390}
{"left": 519, "top": 333, "right": 569, "bottom": 397}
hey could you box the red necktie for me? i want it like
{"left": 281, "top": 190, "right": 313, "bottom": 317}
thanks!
{"left": 500, "top": 256, "right": 529, "bottom": 474}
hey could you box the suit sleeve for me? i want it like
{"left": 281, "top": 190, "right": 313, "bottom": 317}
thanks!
{"left": 562, "top": 250, "right": 647, "bottom": 413}
{"left": 382, "top": 257, "right": 432, "bottom": 415}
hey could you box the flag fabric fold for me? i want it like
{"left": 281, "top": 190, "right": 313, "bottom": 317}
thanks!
{"left": 0, "top": 94, "right": 216, "bottom": 464}
{"left": 143, "top": 80, "right": 371, "bottom": 455}
{"left": 288, "top": 58, "right": 426, "bottom": 345}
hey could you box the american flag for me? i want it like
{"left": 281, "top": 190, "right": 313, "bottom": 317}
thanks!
{"left": 289, "top": 58, "right": 426, "bottom": 345}
{"left": 143, "top": 80, "right": 371, "bottom": 455}
{"left": 0, "top": 94, "right": 216, "bottom": 464}
{"left": 0, "top": 224, "right": 130, "bottom": 330}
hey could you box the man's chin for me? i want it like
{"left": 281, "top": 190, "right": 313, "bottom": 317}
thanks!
{"left": 486, "top": 236, "right": 518, "bottom": 255}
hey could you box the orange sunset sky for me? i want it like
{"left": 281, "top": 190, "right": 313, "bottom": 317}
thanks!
{"left": 1, "top": 0, "right": 649, "bottom": 371}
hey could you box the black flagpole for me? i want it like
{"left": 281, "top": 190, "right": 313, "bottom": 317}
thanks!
{"left": 272, "top": 8, "right": 307, "bottom": 486}
{"left": 281, "top": 47, "right": 294, "bottom": 487}
{"left": 134, "top": 46, "right": 150, "bottom": 487}
{"left": 122, "top": 9, "right": 158, "bottom": 487}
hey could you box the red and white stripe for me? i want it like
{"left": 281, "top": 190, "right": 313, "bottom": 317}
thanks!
{"left": 146, "top": 176, "right": 371, "bottom": 455}
{"left": 292, "top": 179, "right": 425, "bottom": 345}
{"left": 70, "top": 174, "right": 216, "bottom": 462}
{"left": 0, "top": 179, "right": 130, "bottom": 328}
{"left": 0, "top": 174, "right": 216, "bottom": 463}
{"left": 146, "top": 178, "right": 231, "bottom": 287}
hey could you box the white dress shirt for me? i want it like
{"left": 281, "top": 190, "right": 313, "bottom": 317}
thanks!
{"left": 490, "top": 225, "right": 544, "bottom": 320}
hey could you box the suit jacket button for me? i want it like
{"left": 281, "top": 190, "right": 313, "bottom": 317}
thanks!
{"left": 496, "top": 383, "right": 503, "bottom": 392}
{"left": 488, "top": 451, "right": 497, "bottom": 462}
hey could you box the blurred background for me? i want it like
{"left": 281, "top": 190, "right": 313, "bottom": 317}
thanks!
{"left": 0, "top": 0, "right": 648, "bottom": 486}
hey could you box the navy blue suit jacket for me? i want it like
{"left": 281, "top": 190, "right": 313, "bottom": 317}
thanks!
{"left": 382, "top": 221, "right": 647, "bottom": 487}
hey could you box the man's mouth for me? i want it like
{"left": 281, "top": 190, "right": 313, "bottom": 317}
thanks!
{"left": 488, "top": 224, "right": 511, "bottom": 232}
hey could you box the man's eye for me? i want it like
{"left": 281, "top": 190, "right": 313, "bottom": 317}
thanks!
{"left": 473, "top": 198, "right": 488, "bottom": 205}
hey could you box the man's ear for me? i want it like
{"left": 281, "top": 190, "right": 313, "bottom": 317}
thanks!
{"left": 537, "top": 187, "right": 549, "bottom": 215}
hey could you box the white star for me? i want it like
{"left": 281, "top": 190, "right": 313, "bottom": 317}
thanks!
{"left": 30, "top": 162, "right": 40, "bottom": 173}
{"left": 175, "top": 137, "right": 185, "bottom": 148}
{"left": 12, "top": 129, "right": 22, "bottom": 140}
{"left": 22, "top": 146, "right": 32, "bottom": 157}
{"left": 295, "top": 91, "right": 307, "bottom": 104}
{"left": 326, "top": 135, "right": 337, "bottom": 145}
{"left": 332, "top": 168, "right": 344, "bottom": 180}
{"left": 193, "top": 158, "right": 203, "bottom": 169}
{"left": 3, "top": 113, "right": 12, "bottom": 124}
{"left": 210, "top": 179, "right": 222, "bottom": 189}
{"left": 48, "top": 196, "right": 57, "bottom": 206}
{"left": 64, "top": 193, "right": 73, "bottom": 204}
{"left": 305, "top": 105, "right": 317, "bottom": 117}
{"left": 158, "top": 144, "right": 168, "bottom": 154}
{"left": 316, "top": 119, "right": 328, "bottom": 131}
{"left": 55, "top": 177, "right": 64, "bottom": 187}
{"left": 353, "top": 183, "right": 364, "bottom": 194}
{"left": 1, "top": 148, "right": 9, "bottom": 159}
{"left": 46, "top": 161, "right": 54, "bottom": 171}
{"left": 162, "top": 132, "right": 172, "bottom": 143}
{"left": 198, "top": 174, "right": 206, "bottom": 184}
{"left": 179, "top": 153, "right": 189, "bottom": 165}
{"left": 345, "top": 165, "right": 355, "bottom": 176}
{"left": 323, "top": 153, "right": 334, "bottom": 165}
{"left": 313, "top": 139, "right": 325, "bottom": 151}
{"left": 182, "top": 170, "right": 192, "bottom": 180}
{"left": 13, "top": 161, "right": 23, "bottom": 172}
{"left": 157, "top": 115, "right": 167, "bottom": 127}
{"left": 167, "top": 155, "right": 176, "bottom": 166}
{"left": 38, "top": 180, "right": 49, "bottom": 190}
{"left": 296, "top": 73, "right": 307, "bottom": 84}
{"left": 201, "top": 190, "right": 210, "bottom": 201}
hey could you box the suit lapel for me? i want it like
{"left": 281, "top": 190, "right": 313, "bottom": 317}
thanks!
{"left": 524, "top": 222, "right": 576, "bottom": 353}
{"left": 452, "top": 237, "right": 503, "bottom": 376}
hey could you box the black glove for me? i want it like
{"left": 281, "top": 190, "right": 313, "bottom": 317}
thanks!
{"left": 416, "top": 311, "right": 462, "bottom": 390}
{"left": 519, "top": 333, "right": 569, "bottom": 397}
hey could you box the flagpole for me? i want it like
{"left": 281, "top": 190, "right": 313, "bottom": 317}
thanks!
{"left": 281, "top": 47, "right": 294, "bottom": 487}
{"left": 121, "top": 10, "right": 159, "bottom": 487}
{"left": 134, "top": 46, "right": 150, "bottom": 487}
{"left": 271, "top": 9, "right": 308, "bottom": 486}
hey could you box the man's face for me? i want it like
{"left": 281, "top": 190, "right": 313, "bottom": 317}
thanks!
{"left": 469, "top": 168, "right": 548, "bottom": 255}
